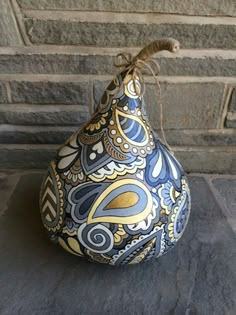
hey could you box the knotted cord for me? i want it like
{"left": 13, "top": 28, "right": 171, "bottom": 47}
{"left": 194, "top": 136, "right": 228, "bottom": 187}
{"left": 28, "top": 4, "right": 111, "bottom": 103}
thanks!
{"left": 114, "top": 38, "right": 180, "bottom": 153}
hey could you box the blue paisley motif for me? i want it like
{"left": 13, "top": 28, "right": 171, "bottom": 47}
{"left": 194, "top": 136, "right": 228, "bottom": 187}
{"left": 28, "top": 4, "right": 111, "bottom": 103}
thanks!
{"left": 145, "top": 140, "right": 184, "bottom": 191}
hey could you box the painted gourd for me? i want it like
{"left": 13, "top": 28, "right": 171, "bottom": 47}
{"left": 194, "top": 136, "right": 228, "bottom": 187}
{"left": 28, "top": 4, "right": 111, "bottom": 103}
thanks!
{"left": 39, "top": 38, "right": 191, "bottom": 265}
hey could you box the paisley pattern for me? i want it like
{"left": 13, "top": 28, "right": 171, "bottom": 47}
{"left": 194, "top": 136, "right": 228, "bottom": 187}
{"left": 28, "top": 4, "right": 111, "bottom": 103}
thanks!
{"left": 39, "top": 72, "right": 191, "bottom": 265}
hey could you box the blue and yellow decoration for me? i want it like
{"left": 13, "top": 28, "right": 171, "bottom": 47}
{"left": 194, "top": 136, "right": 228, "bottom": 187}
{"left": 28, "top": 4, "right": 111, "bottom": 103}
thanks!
{"left": 39, "top": 39, "right": 191, "bottom": 265}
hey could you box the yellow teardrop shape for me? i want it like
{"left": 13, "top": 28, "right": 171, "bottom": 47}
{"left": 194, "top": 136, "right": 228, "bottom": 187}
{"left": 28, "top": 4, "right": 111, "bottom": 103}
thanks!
{"left": 104, "top": 191, "right": 139, "bottom": 210}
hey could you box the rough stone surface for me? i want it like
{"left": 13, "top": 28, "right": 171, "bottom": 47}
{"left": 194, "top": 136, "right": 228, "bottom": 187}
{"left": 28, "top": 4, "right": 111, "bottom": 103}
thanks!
{"left": 24, "top": 19, "right": 236, "bottom": 49}
{"left": 9, "top": 80, "right": 89, "bottom": 104}
{"left": 0, "top": 173, "right": 235, "bottom": 314}
{"left": 226, "top": 121, "right": 236, "bottom": 128}
{"left": 175, "top": 148, "right": 236, "bottom": 174}
{"left": 226, "top": 116, "right": 236, "bottom": 128}
{"left": 0, "top": 53, "right": 114, "bottom": 75}
{"left": 185, "top": 179, "right": 236, "bottom": 314}
{"left": 157, "top": 56, "right": 236, "bottom": 77}
{"left": 147, "top": 82, "right": 225, "bottom": 130}
{"left": 1, "top": 145, "right": 236, "bottom": 174}
{"left": 94, "top": 80, "right": 225, "bottom": 129}
{"left": 1, "top": 125, "right": 236, "bottom": 146}
{"left": 0, "top": 172, "right": 19, "bottom": 216}
{"left": 0, "top": 0, "right": 23, "bottom": 46}
{"left": 158, "top": 129, "right": 236, "bottom": 146}
{"left": 17, "top": 0, "right": 236, "bottom": 16}
{"left": 0, "top": 82, "right": 7, "bottom": 103}
{"left": 0, "top": 52, "right": 235, "bottom": 77}
{"left": 0, "top": 104, "right": 90, "bottom": 125}
{"left": 0, "top": 145, "right": 56, "bottom": 169}
{"left": 211, "top": 177, "right": 236, "bottom": 215}
{"left": 0, "top": 126, "right": 77, "bottom": 144}
{"left": 229, "top": 88, "right": 236, "bottom": 112}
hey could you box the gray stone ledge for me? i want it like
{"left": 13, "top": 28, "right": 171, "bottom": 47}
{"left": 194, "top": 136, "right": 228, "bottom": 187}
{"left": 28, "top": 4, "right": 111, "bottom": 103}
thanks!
{"left": 23, "top": 10, "right": 236, "bottom": 24}
{"left": 24, "top": 18, "right": 236, "bottom": 49}
{"left": 0, "top": 77, "right": 228, "bottom": 129}
{"left": 0, "top": 104, "right": 89, "bottom": 125}
{"left": 0, "top": 144, "right": 57, "bottom": 169}
{"left": 0, "top": 0, "right": 23, "bottom": 46}
{"left": 0, "top": 125, "right": 77, "bottom": 144}
{"left": 175, "top": 147, "right": 236, "bottom": 174}
{"left": 0, "top": 144, "right": 235, "bottom": 174}
{"left": 0, "top": 126, "right": 235, "bottom": 146}
{"left": 0, "top": 82, "right": 7, "bottom": 103}
{"left": 8, "top": 80, "right": 89, "bottom": 105}
{"left": 0, "top": 74, "right": 235, "bottom": 84}
{"left": 0, "top": 52, "right": 235, "bottom": 77}
{"left": 94, "top": 80, "right": 225, "bottom": 129}
{"left": 158, "top": 129, "right": 236, "bottom": 146}
{"left": 17, "top": 0, "right": 236, "bottom": 16}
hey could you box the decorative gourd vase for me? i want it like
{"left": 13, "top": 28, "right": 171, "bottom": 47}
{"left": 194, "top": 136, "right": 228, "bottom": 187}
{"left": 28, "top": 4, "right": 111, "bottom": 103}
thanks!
{"left": 40, "top": 38, "right": 191, "bottom": 265}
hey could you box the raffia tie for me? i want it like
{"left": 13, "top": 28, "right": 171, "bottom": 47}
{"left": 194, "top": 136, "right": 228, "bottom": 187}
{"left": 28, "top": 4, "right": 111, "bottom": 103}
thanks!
{"left": 114, "top": 52, "right": 173, "bottom": 153}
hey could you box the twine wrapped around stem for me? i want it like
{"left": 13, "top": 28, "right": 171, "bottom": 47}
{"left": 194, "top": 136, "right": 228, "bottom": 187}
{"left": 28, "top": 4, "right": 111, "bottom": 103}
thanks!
{"left": 114, "top": 38, "right": 180, "bottom": 153}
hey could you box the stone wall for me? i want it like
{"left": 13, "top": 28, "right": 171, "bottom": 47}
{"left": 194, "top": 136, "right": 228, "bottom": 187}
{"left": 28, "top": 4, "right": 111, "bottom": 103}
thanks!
{"left": 0, "top": 0, "right": 235, "bottom": 173}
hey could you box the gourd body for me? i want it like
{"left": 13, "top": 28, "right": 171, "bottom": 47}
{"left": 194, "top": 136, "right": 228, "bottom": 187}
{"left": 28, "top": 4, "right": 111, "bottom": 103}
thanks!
{"left": 39, "top": 73, "right": 191, "bottom": 265}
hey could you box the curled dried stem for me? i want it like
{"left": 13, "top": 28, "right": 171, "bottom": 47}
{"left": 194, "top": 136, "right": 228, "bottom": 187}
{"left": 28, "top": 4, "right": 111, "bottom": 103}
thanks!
{"left": 133, "top": 38, "right": 180, "bottom": 63}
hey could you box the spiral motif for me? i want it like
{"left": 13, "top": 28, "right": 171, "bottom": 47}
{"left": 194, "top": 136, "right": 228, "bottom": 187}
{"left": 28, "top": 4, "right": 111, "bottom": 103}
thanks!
{"left": 124, "top": 76, "right": 141, "bottom": 99}
{"left": 78, "top": 223, "right": 114, "bottom": 253}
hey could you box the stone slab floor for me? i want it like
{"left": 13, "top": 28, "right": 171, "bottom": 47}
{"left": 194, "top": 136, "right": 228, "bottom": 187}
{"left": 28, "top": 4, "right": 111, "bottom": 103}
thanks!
{"left": 0, "top": 171, "right": 235, "bottom": 315}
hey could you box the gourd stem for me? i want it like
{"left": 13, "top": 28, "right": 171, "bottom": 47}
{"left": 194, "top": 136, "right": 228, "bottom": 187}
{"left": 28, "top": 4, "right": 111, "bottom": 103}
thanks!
{"left": 133, "top": 38, "right": 179, "bottom": 63}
